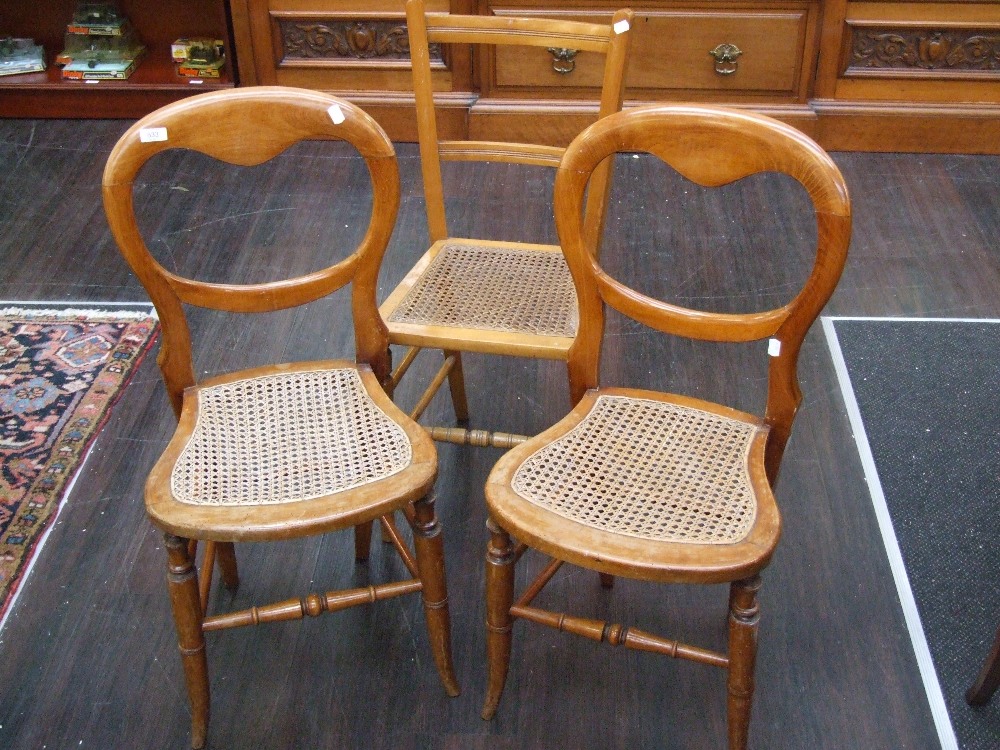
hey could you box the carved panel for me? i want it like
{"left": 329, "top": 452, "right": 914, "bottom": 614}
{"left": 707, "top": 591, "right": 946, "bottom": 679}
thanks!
{"left": 279, "top": 20, "right": 442, "bottom": 62}
{"left": 846, "top": 26, "right": 1000, "bottom": 78}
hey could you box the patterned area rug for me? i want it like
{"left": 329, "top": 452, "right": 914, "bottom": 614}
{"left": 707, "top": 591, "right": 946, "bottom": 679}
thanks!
{"left": 0, "top": 305, "right": 158, "bottom": 626}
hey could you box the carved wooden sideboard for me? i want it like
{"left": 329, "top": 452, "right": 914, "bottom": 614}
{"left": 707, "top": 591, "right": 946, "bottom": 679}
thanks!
{"left": 231, "top": 0, "right": 1000, "bottom": 152}
{"left": 2, "top": 1, "right": 996, "bottom": 152}
{"left": 813, "top": 1, "right": 1000, "bottom": 151}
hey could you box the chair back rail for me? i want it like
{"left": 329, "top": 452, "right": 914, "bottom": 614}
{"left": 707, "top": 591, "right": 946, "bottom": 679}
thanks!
{"left": 407, "top": 0, "right": 634, "bottom": 248}
{"left": 102, "top": 87, "right": 400, "bottom": 413}
{"left": 555, "top": 104, "right": 852, "bottom": 481}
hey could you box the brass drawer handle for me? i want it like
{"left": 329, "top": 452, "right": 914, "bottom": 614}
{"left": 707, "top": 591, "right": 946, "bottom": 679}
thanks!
{"left": 547, "top": 47, "right": 578, "bottom": 74}
{"left": 709, "top": 43, "right": 742, "bottom": 75}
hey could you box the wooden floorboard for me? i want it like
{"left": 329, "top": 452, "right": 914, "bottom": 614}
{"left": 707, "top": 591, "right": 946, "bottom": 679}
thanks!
{"left": 0, "top": 116, "right": 998, "bottom": 749}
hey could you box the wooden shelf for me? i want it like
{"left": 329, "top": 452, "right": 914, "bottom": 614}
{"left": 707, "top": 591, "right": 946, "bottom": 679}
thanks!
{"left": 0, "top": 47, "right": 234, "bottom": 118}
{"left": 0, "top": 0, "right": 235, "bottom": 118}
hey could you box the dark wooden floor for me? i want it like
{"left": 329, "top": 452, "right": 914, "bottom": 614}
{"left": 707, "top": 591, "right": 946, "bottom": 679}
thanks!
{"left": 0, "top": 116, "right": 998, "bottom": 749}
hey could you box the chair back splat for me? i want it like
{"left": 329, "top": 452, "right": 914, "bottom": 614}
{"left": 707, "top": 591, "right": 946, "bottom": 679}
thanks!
{"left": 481, "top": 104, "right": 851, "bottom": 749}
{"left": 103, "top": 87, "right": 459, "bottom": 750}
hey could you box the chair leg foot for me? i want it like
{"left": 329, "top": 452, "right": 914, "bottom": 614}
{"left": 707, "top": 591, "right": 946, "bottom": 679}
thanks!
{"left": 727, "top": 575, "right": 761, "bottom": 750}
{"left": 482, "top": 518, "right": 516, "bottom": 720}
{"left": 443, "top": 349, "right": 470, "bottom": 423}
{"left": 411, "top": 494, "right": 461, "bottom": 697}
{"left": 380, "top": 514, "right": 395, "bottom": 544}
{"left": 165, "top": 534, "right": 210, "bottom": 750}
{"left": 354, "top": 520, "right": 374, "bottom": 561}
{"left": 967, "top": 622, "right": 1000, "bottom": 705}
{"left": 215, "top": 541, "right": 239, "bottom": 591}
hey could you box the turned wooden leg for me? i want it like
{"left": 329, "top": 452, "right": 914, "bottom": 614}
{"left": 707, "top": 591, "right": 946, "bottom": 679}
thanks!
{"left": 197, "top": 542, "right": 239, "bottom": 613}
{"left": 198, "top": 541, "right": 214, "bottom": 612}
{"left": 443, "top": 349, "right": 470, "bottom": 424}
{"left": 165, "top": 534, "right": 210, "bottom": 750}
{"left": 481, "top": 518, "right": 516, "bottom": 720}
{"left": 727, "top": 575, "right": 761, "bottom": 750}
{"left": 967, "top": 622, "right": 1000, "bottom": 705}
{"left": 411, "top": 494, "right": 460, "bottom": 697}
{"left": 379, "top": 513, "right": 395, "bottom": 544}
{"left": 215, "top": 541, "right": 239, "bottom": 591}
{"left": 354, "top": 521, "right": 374, "bottom": 561}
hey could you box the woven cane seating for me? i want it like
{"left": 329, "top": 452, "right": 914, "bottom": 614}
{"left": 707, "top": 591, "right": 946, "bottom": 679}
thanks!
{"left": 103, "top": 87, "right": 459, "bottom": 750}
{"left": 378, "top": 0, "right": 632, "bottom": 448}
{"left": 509, "top": 393, "right": 762, "bottom": 545}
{"left": 168, "top": 368, "right": 413, "bottom": 507}
{"left": 480, "top": 104, "right": 852, "bottom": 750}
{"left": 387, "top": 241, "right": 579, "bottom": 338}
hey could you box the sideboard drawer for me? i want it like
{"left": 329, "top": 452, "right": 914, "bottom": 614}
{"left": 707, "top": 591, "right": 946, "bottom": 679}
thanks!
{"left": 489, "top": 4, "right": 819, "bottom": 99}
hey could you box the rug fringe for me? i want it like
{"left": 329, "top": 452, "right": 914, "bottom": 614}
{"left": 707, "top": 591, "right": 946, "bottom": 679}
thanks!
{"left": 0, "top": 306, "right": 158, "bottom": 320}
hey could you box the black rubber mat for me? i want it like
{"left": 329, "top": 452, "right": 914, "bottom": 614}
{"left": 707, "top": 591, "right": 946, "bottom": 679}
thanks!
{"left": 832, "top": 318, "right": 1000, "bottom": 749}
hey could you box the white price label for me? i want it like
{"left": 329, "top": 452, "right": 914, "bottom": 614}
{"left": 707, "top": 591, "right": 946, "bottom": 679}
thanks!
{"left": 328, "top": 104, "right": 346, "bottom": 125}
{"left": 139, "top": 127, "right": 168, "bottom": 143}
{"left": 768, "top": 338, "right": 782, "bottom": 357}
{"left": 613, "top": 20, "right": 630, "bottom": 34}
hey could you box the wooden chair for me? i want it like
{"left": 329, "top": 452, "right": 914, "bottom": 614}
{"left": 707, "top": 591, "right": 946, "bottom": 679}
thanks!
{"left": 102, "top": 87, "right": 459, "bottom": 749}
{"left": 379, "top": 0, "right": 633, "bottom": 448}
{"left": 480, "top": 104, "right": 852, "bottom": 749}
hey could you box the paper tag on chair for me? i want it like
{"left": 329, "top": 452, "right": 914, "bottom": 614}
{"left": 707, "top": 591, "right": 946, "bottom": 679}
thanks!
{"left": 328, "top": 104, "right": 346, "bottom": 125}
{"left": 614, "top": 19, "right": 630, "bottom": 34}
{"left": 139, "top": 127, "right": 168, "bottom": 143}
{"left": 768, "top": 338, "right": 782, "bottom": 357}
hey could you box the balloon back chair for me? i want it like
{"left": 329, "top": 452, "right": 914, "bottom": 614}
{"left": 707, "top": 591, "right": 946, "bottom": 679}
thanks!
{"left": 480, "top": 104, "right": 851, "bottom": 749}
{"left": 378, "top": 0, "right": 634, "bottom": 449}
{"left": 102, "top": 87, "right": 459, "bottom": 749}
